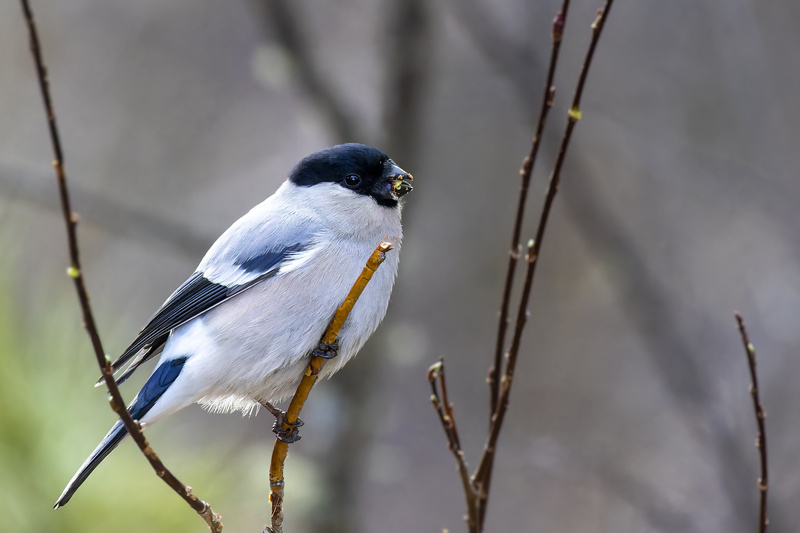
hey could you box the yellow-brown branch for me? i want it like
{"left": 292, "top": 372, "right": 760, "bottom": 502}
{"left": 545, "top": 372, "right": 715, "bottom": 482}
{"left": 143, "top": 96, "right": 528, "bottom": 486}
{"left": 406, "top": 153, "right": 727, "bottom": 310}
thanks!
{"left": 266, "top": 240, "right": 394, "bottom": 533}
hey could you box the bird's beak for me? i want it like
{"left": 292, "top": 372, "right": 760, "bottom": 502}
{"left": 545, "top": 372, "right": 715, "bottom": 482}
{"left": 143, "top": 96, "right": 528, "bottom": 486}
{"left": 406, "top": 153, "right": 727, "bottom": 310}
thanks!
{"left": 385, "top": 162, "right": 413, "bottom": 199}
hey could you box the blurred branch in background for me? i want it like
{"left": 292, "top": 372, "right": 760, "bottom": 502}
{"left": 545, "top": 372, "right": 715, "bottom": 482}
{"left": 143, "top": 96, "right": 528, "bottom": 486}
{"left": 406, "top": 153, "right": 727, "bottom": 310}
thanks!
{"left": 430, "top": 3, "right": 615, "bottom": 531}
{"left": 450, "top": 0, "right": 542, "bottom": 113}
{"left": 250, "top": 1, "right": 432, "bottom": 531}
{"left": 735, "top": 313, "right": 769, "bottom": 533}
{"left": 0, "top": 161, "right": 211, "bottom": 257}
{"left": 379, "top": 0, "right": 431, "bottom": 170}
{"left": 256, "top": 0, "right": 365, "bottom": 142}
{"left": 19, "top": 1, "right": 222, "bottom": 530}
{"left": 561, "top": 164, "right": 757, "bottom": 527}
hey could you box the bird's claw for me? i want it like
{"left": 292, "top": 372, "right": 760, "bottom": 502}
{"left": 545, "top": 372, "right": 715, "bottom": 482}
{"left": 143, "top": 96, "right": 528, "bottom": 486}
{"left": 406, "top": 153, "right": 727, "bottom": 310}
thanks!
{"left": 274, "top": 424, "right": 302, "bottom": 443}
{"left": 313, "top": 340, "right": 339, "bottom": 359}
{"left": 261, "top": 401, "right": 304, "bottom": 443}
{"left": 273, "top": 412, "right": 303, "bottom": 443}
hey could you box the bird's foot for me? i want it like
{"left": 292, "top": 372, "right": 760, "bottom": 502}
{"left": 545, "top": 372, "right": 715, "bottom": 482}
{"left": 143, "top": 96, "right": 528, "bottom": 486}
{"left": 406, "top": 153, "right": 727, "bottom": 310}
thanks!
{"left": 261, "top": 401, "right": 304, "bottom": 443}
{"left": 313, "top": 340, "right": 339, "bottom": 359}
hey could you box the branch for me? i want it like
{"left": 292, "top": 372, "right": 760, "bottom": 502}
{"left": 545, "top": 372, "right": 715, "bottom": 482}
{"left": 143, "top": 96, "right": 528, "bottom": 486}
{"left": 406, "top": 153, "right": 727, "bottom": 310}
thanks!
{"left": 259, "top": 0, "right": 364, "bottom": 142}
{"left": 20, "top": 2, "right": 222, "bottom": 530}
{"left": 473, "top": 1, "right": 615, "bottom": 527}
{"left": 735, "top": 313, "right": 769, "bottom": 533}
{"left": 427, "top": 359, "right": 478, "bottom": 532}
{"left": 465, "top": 0, "right": 758, "bottom": 520}
{"left": 266, "top": 241, "right": 394, "bottom": 533}
{"left": 488, "top": 0, "right": 570, "bottom": 425}
{"left": 449, "top": 0, "right": 542, "bottom": 107}
{"left": 0, "top": 160, "right": 211, "bottom": 257}
{"left": 381, "top": 0, "right": 432, "bottom": 169}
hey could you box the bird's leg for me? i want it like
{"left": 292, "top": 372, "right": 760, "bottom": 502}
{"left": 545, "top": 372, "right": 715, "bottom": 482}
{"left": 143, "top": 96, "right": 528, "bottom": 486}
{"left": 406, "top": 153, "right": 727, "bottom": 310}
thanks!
{"left": 312, "top": 340, "right": 339, "bottom": 359}
{"left": 260, "top": 400, "right": 283, "bottom": 419}
{"left": 260, "top": 341, "right": 338, "bottom": 443}
{"left": 260, "top": 401, "right": 304, "bottom": 443}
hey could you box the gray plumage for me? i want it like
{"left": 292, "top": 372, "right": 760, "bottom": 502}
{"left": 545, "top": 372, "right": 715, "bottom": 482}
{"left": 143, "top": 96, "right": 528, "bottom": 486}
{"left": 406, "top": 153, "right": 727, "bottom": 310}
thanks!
{"left": 55, "top": 143, "right": 412, "bottom": 508}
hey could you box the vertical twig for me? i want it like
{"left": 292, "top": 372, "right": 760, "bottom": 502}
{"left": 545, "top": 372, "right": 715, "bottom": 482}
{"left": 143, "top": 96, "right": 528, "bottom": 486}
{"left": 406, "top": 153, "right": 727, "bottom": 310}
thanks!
{"left": 473, "top": 2, "right": 615, "bottom": 527}
{"left": 19, "top": 2, "right": 222, "bottom": 530}
{"left": 735, "top": 313, "right": 769, "bottom": 533}
{"left": 266, "top": 241, "right": 394, "bottom": 533}
{"left": 488, "top": 0, "right": 570, "bottom": 424}
{"left": 460, "top": 3, "right": 758, "bottom": 524}
{"left": 428, "top": 360, "right": 478, "bottom": 532}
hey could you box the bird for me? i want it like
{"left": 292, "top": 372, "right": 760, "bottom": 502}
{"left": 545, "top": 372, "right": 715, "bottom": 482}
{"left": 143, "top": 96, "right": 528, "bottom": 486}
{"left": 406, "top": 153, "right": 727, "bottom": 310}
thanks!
{"left": 54, "top": 143, "right": 413, "bottom": 508}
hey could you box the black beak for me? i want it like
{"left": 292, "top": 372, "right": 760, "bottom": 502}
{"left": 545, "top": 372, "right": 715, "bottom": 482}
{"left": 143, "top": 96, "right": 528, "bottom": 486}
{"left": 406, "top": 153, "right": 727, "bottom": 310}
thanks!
{"left": 386, "top": 162, "right": 413, "bottom": 198}
{"left": 373, "top": 160, "right": 413, "bottom": 206}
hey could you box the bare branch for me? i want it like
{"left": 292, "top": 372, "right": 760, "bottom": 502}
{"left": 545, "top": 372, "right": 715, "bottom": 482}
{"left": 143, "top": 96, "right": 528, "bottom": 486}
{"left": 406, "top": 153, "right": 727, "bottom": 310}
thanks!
{"left": 449, "top": 0, "right": 542, "bottom": 107}
{"left": 266, "top": 241, "right": 394, "bottom": 533}
{"left": 488, "top": 0, "right": 570, "bottom": 425}
{"left": 19, "top": 1, "right": 221, "bottom": 530}
{"left": 735, "top": 313, "right": 769, "bottom": 533}
{"left": 427, "top": 359, "right": 478, "bottom": 532}
{"left": 473, "top": 1, "right": 615, "bottom": 527}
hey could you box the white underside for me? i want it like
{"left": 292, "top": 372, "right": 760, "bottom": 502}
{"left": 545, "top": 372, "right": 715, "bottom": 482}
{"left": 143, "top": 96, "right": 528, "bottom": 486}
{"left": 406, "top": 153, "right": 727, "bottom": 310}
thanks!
{"left": 138, "top": 181, "right": 402, "bottom": 425}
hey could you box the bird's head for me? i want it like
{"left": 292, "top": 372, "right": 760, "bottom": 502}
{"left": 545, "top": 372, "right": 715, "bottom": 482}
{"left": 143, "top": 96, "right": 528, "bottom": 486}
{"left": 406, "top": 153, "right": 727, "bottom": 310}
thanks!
{"left": 289, "top": 143, "right": 413, "bottom": 208}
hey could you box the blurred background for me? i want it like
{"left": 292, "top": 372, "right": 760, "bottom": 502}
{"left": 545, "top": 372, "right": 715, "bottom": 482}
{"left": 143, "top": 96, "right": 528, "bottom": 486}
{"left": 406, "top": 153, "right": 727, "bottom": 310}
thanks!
{"left": 2, "top": 0, "right": 799, "bottom": 531}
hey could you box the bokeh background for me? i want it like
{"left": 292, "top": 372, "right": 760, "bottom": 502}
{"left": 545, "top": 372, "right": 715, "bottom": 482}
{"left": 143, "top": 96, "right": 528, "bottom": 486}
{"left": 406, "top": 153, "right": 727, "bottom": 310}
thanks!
{"left": 2, "top": 0, "right": 800, "bottom": 532}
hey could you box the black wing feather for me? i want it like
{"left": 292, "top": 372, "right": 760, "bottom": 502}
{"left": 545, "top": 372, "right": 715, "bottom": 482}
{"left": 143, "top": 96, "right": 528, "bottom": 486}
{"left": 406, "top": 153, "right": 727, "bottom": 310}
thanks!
{"left": 105, "top": 244, "right": 306, "bottom": 383}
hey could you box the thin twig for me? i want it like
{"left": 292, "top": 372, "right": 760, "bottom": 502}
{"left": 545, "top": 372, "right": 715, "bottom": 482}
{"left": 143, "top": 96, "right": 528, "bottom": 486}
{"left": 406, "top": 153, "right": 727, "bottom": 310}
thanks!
{"left": 19, "top": 2, "right": 222, "bottom": 530}
{"left": 488, "top": 0, "right": 570, "bottom": 424}
{"left": 735, "top": 313, "right": 769, "bottom": 533}
{"left": 464, "top": 0, "right": 758, "bottom": 520}
{"left": 428, "top": 360, "right": 478, "bottom": 532}
{"left": 266, "top": 241, "right": 394, "bottom": 533}
{"left": 473, "top": 2, "right": 615, "bottom": 527}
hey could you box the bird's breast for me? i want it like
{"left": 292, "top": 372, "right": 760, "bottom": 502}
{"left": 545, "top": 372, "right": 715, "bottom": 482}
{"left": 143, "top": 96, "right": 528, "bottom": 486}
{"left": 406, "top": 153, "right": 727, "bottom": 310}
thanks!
{"left": 185, "top": 232, "right": 401, "bottom": 405}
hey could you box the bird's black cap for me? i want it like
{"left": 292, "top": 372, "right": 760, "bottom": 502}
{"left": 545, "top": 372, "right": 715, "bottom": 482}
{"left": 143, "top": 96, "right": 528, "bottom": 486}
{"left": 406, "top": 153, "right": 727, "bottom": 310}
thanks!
{"left": 289, "top": 143, "right": 413, "bottom": 207}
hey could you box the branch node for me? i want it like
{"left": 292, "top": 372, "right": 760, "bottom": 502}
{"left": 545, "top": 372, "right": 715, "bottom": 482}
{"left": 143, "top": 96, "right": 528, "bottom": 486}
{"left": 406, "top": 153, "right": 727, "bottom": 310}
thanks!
{"left": 552, "top": 11, "right": 565, "bottom": 43}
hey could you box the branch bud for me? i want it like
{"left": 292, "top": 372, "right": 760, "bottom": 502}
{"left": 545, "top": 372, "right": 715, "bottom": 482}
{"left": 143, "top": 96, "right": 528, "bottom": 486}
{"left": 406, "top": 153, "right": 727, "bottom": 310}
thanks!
{"left": 427, "top": 360, "right": 444, "bottom": 382}
{"left": 552, "top": 11, "right": 565, "bottom": 43}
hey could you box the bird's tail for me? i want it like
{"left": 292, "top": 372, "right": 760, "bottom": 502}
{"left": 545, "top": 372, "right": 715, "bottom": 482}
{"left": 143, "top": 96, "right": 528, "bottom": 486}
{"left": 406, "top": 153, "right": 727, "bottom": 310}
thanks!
{"left": 53, "top": 419, "right": 128, "bottom": 509}
{"left": 54, "top": 356, "right": 190, "bottom": 508}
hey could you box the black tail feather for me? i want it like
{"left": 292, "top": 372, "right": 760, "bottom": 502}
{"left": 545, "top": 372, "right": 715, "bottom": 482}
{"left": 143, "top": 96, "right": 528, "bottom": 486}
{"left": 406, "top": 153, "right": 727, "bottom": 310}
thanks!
{"left": 53, "top": 420, "right": 128, "bottom": 509}
{"left": 55, "top": 356, "right": 189, "bottom": 508}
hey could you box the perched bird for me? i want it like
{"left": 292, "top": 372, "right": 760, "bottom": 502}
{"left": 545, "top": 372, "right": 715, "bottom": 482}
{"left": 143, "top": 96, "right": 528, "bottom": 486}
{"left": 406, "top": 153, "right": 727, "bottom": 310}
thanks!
{"left": 54, "top": 143, "right": 413, "bottom": 508}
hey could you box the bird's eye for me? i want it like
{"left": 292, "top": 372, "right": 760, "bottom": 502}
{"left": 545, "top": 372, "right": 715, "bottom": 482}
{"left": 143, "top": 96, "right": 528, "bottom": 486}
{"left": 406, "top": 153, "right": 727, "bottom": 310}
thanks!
{"left": 344, "top": 174, "right": 361, "bottom": 187}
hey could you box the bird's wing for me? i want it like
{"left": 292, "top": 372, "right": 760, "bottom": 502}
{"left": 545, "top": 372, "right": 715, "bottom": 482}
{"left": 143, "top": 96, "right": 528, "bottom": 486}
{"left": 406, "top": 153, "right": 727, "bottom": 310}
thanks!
{"left": 106, "top": 203, "right": 323, "bottom": 385}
